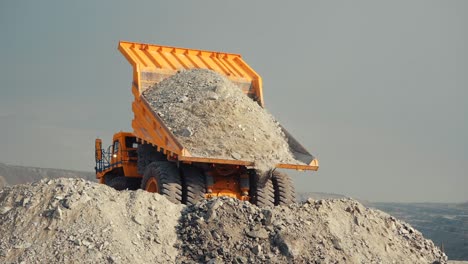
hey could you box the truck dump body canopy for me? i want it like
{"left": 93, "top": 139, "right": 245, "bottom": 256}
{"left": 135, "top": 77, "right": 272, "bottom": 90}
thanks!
{"left": 118, "top": 41, "right": 318, "bottom": 171}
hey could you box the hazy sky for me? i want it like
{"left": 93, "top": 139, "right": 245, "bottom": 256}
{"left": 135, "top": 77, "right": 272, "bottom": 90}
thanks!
{"left": 1, "top": 1, "right": 467, "bottom": 203}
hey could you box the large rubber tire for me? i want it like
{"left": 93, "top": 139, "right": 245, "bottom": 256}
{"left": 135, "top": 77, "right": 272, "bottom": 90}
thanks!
{"left": 137, "top": 144, "right": 167, "bottom": 175}
{"left": 272, "top": 171, "right": 296, "bottom": 206}
{"left": 108, "top": 176, "right": 129, "bottom": 191}
{"left": 250, "top": 171, "right": 275, "bottom": 207}
{"left": 104, "top": 174, "right": 117, "bottom": 185}
{"left": 126, "top": 178, "right": 142, "bottom": 190}
{"left": 141, "top": 162, "right": 183, "bottom": 204}
{"left": 181, "top": 165, "right": 206, "bottom": 206}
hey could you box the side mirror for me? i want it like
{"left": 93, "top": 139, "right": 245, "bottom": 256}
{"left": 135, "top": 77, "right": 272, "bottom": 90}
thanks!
{"left": 95, "top": 138, "right": 102, "bottom": 161}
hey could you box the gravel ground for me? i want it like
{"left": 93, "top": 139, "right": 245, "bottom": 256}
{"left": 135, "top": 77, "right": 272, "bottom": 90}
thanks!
{"left": 142, "top": 69, "right": 302, "bottom": 171}
{"left": 0, "top": 179, "right": 448, "bottom": 263}
{"left": 0, "top": 178, "right": 183, "bottom": 263}
{"left": 177, "top": 197, "right": 447, "bottom": 264}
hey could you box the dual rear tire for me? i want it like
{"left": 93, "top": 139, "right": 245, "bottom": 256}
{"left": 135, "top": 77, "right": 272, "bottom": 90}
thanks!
{"left": 140, "top": 161, "right": 206, "bottom": 205}
{"left": 250, "top": 170, "right": 296, "bottom": 207}
{"left": 181, "top": 166, "right": 206, "bottom": 205}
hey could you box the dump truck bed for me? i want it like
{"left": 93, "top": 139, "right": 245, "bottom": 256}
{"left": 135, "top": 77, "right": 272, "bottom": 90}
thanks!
{"left": 119, "top": 41, "right": 318, "bottom": 171}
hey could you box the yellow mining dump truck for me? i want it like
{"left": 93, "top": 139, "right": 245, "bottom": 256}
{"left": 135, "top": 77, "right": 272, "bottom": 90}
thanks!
{"left": 95, "top": 41, "right": 319, "bottom": 206}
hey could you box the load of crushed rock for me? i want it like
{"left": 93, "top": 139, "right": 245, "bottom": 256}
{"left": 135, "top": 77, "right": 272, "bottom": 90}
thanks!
{"left": 1, "top": 179, "right": 447, "bottom": 264}
{"left": 142, "top": 69, "right": 302, "bottom": 171}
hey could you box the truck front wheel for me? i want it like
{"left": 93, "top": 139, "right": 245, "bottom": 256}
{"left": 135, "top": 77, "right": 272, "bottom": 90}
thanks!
{"left": 141, "top": 162, "right": 183, "bottom": 204}
{"left": 108, "top": 176, "right": 129, "bottom": 191}
{"left": 107, "top": 176, "right": 141, "bottom": 191}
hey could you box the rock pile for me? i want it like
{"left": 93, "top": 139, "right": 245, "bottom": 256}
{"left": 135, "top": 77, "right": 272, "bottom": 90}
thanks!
{"left": 142, "top": 69, "right": 302, "bottom": 171}
{"left": 177, "top": 197, "right": 447, "bottom": 264}
{"left": 0, "top": 179, "right": 448, "bottom": 263}
{"left": 0, "top": 178, "right": 183, "bottom": 263}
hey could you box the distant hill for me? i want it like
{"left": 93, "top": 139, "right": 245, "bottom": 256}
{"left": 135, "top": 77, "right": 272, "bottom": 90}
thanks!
{"left": 0, "top": 162, "right": 95, "bottom": 188}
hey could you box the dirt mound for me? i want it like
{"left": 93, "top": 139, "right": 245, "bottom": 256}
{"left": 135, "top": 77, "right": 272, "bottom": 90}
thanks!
{"left": 0, "top": 178, "right": 183, "bottom": 263}
{"left": 0, "top": 179, "right": 447, "bottom": 263}
{"left": 177, "top": 197, "right": 447, "bottom": 264}
{"left": 142, "top": 69, "right": 302, "bottom": 171}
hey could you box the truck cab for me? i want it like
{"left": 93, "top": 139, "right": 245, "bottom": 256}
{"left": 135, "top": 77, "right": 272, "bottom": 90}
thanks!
{"left": 95, "top": 132, "right": 140, "bottom": 185}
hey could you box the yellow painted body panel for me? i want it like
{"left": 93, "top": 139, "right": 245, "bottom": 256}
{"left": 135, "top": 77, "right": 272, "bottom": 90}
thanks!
{"left": 118, "top": 41, "right": 264, "bottom": 105}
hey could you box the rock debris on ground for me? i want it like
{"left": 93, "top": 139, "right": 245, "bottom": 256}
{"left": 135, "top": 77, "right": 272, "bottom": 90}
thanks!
{"left": 0, "top": 178, "right": 183, "bottom": 264}
{"left": 177, "top": 197, "right": 447, "bottom": 264}
{"left": 0, "top": 179, "right": 447, "bottom": 263}
{"left": 142, "top": 69, "right": 302, "bottom": 171}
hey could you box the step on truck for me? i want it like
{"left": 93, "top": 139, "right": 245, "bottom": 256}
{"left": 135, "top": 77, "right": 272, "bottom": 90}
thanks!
{"left": 94, "top": 41, "right": 319, "bottom": 206}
